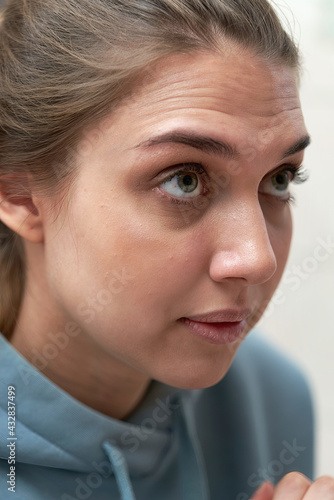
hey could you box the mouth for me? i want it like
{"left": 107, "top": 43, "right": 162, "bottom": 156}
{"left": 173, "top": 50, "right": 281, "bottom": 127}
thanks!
{"left": 179, "top": 309, "right": 251, "bottom": 345}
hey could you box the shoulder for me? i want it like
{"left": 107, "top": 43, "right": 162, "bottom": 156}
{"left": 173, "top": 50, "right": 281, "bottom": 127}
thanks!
{"left": 219, "top": 332, "right": 314, "bottom": 452}
{"left": 192, "top": 331, "right": 314, "bottom": 430}
{"left": 190, "top": 332, "right": 315, "bottom": 498}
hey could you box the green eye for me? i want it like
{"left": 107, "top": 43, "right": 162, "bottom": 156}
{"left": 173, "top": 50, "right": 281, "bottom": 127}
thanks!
{"left": 159, "top": 165, "right": 205, "bottom": 200}
{"left": 260, "top": 168, "right": 294, "bottom": 200}
{"left": 271, "top": 171, "right": 290, "bottom": 191}
{"left": 177, "top": 173, "right": 198, "bottom": 193}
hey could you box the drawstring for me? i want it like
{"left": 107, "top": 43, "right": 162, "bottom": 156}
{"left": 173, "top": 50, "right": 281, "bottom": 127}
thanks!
{"left": 102, "top": 441, "right": 137, "bottom": 500}
{"left": 102, "top": 393, "right": 208, "bottom": 500}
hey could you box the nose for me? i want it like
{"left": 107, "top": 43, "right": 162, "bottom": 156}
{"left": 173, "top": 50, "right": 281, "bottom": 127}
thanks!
{"left": 208, "top": 202, "right": 278, "bottom": 286}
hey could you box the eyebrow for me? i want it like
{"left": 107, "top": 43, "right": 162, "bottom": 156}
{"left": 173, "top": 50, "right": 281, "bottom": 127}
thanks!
{"left": 136, "top": 131, "right": 238, "bottom": 158}
{"left": 136, "top": 130, "right": 311, "bottom": 160}
{"left": 281, "top": 135, "right": 311, "bottom": 159}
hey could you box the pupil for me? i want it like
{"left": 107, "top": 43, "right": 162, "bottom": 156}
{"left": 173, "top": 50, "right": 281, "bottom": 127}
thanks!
{"left": 178, "top": 173, "right": 198, "bottom": 193}
{"left": 183, "top": 175, "right": 193, "bottom": 186}
{"left": 273, "top": 172, "right": 288, "bottom": 191}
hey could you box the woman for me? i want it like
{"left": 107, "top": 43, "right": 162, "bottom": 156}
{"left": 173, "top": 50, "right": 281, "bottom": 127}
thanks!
{"left": 0, "top": 0, "right": 332, "bottom": 498}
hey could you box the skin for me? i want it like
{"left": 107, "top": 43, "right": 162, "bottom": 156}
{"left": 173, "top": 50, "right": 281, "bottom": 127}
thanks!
{"left": 251, "top": 475, "right": 334, "bottom": 499}
{"left": 2, "top": 45, "right": 309, "bottom": 421}
{"left": 2, "top": 41, "right": 333, "bottom": 499}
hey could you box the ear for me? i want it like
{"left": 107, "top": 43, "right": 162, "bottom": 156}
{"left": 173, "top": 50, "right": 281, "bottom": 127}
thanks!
{"left": 0, "top": 175, "right": 44, "bottom": 243}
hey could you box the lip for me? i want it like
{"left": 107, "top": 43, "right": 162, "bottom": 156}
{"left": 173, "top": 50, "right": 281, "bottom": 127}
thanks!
{"left": 179, "top": 309, "right": 251, "bottom": 345}
{"left": 184, "top": 309, "right": 252, "bottom": 324}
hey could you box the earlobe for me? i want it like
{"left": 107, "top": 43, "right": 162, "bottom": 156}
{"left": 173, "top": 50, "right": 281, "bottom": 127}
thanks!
{"left": 0, "top": 183, "right": 44, "bottom": 244}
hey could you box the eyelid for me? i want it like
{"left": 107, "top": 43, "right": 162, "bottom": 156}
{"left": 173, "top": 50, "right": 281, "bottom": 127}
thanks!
{"left": 263, "top": 163, "right": 308, "bottom": 183}
{"left": 156, "top": 162, "right": 208, "bottom": 181}
{"left": 265, "top": 163, "right": 292, "bottom": 179}
{"left": 156, "top": 162, "right": 209, "bottom": 202}
{"left": 155, "top": 162, "right": 309, "bottom": 204}
{"left": 258, "top": 163, "right": 309, "bottom": 206}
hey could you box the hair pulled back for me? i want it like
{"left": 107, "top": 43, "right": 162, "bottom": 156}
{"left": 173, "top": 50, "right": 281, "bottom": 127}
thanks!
{"left": 0, "top": 0, "right": 299, "bottom": 337}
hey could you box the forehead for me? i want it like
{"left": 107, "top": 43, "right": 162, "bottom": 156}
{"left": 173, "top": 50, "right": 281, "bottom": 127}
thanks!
{"left": 138, "top": 48, "right": 298, "bottom": 111}
{"left": 98, "top": 46, "right": 307, "bottom": 153}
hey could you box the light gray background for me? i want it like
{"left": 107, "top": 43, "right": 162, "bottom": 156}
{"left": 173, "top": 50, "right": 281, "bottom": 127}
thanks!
{"left": 259, "top": 0, "right": 334, "bottom": 477}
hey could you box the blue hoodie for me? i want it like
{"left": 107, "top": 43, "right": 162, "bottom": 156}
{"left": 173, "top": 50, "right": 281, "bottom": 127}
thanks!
{"left": 0, "top": 332, "right": 314, "bottom": 500}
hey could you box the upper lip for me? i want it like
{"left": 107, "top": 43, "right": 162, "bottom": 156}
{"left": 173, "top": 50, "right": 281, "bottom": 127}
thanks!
{"left": 182, "top": 309, "right": 252, "bottom": 324}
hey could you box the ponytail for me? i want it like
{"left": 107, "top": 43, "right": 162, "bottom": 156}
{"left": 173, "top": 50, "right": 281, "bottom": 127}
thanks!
{"left": 0, "top": 220, "right": 25, "bottom": 337}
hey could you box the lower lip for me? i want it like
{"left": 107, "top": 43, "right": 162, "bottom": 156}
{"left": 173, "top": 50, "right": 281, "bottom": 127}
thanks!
{"left": 179, "top": 318, "right": 247, "bottom": 345}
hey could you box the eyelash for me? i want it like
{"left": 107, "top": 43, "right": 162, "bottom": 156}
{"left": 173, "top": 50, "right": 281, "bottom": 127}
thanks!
{"left": 157, "top": 162, "right": 309, "bottom": 207}
{"left": 279, "top": 165, "right": 309, "bottom": 205}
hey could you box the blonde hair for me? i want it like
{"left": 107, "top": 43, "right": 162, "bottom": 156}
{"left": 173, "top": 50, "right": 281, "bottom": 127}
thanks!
{"left": 0, "top": 0, "right": 299, "bottom": 337}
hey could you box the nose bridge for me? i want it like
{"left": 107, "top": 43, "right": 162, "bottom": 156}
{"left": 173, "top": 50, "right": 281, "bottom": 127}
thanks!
{"left": 209, "top": 200, "right": 277, "bottom": 285}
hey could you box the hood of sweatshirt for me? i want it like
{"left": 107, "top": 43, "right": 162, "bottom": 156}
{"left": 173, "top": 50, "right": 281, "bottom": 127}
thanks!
{"left": 0, "top": 334, "right": 209, "bottom": 500}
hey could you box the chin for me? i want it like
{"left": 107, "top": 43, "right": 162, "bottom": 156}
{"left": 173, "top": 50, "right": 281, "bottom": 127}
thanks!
{"left": 157, "top": 354, "right": 236, "bottom": 391}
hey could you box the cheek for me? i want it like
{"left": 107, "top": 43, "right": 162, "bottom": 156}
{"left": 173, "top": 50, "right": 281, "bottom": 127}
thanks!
{"left": 268, "top": 209, "right": 293, "bottom": 289}
{"left": 46, "top": 200, "right": 201, "bottom": 329}
{"left": 104, "top": 220, "right": 204, "bottom": 312}
{"left": 247, "top": 214, "right": 292, "bottom": 327}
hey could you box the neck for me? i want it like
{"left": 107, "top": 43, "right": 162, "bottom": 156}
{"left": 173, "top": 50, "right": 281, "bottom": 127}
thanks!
{"left": 10, "top": 248, "right": 151, "bottom": 420}
{"left": 11, "top": 317, "right": 151, "bottom": 420}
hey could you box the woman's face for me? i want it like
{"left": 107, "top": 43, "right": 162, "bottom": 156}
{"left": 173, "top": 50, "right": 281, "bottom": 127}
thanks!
{"left": 40, "top": 47, "right": 308, "bottom": 389}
